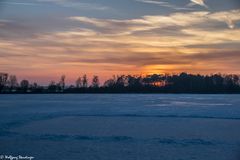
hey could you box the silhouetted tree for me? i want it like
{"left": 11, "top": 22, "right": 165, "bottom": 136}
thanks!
{"left": 0, "top": 73, "right": 8, "bottom": 92}
{"left": 232, "top": 75, "right": 239, "bottom": 85}
{"left": 59, "top": 75, "right": 66, "bottom": 91}
{"left": 104, "top": 78, "right": 115, "bottom": 88}
{"left": 48, "top": 81, "right": 59, "bottom": 92}
{"left": 1, "top": 72, "right": 240, "bottom": 93}
{"left": 29, "top": 82, "right": 41, "bottom": 92}
{"left": 127, "top": 75, "right": 143, "bottom": 88}
{"left": 8, "top": 75, "right": 18, "bottom": 90}
{"left": 91, "top": 76, "right": 100, "bottom": 88}
{"left": 33, "top": 82, "right": 38, "bottom": 88}
{"left": 82, "top": 75, "right": 88, "bottom": 88}
{"left": 31, "top": 82, "right": 38, "bottom": 89}
{"left": 20, "top": 80, "right": 29, "bottom": 92}
{"left": 76, "top": 77, "right": 82, "bottom": 88}
{"left": 143, "top": 74, "right": 165, "bottom": 87}
{"left": 115, "top": 75, "right": 127, "bottom": 88}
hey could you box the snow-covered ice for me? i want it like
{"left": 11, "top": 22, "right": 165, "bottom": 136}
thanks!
{"left": 0, "top": 94, "right": 240, "bottom": 160}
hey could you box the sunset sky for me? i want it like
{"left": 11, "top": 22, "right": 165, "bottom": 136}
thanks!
{"left": 0, "top": 0, "right": 240, "bottom": 84}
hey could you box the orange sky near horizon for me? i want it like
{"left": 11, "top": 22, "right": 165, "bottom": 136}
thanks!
{"left": 0, "top": 0, "right": 240, "bottom": 84}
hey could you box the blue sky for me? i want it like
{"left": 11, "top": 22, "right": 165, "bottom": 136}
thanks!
{"left": 0, "top": 0, "right": 240, "bottom": 83}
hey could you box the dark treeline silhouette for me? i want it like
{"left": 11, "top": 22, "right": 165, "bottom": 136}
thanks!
{"left": 1, "top": 72, "right": 240, "bottom": 94}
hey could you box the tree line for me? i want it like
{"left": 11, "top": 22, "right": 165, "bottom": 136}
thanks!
{"left": 0, "top": 72, "right": 240, "bottom": 93}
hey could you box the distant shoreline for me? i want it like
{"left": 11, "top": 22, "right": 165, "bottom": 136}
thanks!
{"left": 1, "top": 72, "right": 240, "bottom": 94}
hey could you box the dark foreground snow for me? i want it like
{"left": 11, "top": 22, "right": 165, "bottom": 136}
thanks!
{"left": 0, "top": 94, "right": 240, "bottom": 160}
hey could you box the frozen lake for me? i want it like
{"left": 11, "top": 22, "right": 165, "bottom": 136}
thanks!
{"left": 0, "top": 94, "right": 240, "bottom": 160}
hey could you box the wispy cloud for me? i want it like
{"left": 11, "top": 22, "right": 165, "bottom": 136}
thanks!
{"left": 69, "top": 9, "right": 240, "bottom": 36}
{"left": 136, "top": 0, "right": 167, "bottom": 5}
{"left": 37, "top": 0, "right": 110, "bottom": 10}
{"left": 0, "top": 0, "right": 109, "bottom": 11}
{"left": 208, "top": 10, "right": 240, "bottom": 29}
{"left": 135, "top": 0, "right": 194, "bottom": 10}
{"left": 1, "top": 8, "right": 240, "bottom": 77}
{"left": 0, "top": 2, "right": 40, "bottom": 6}
{"left": 188, "top": 0, "right": 208, "bottom": 9}
{"left": 68, "top": 11, "right": 206, "bottom": 36}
